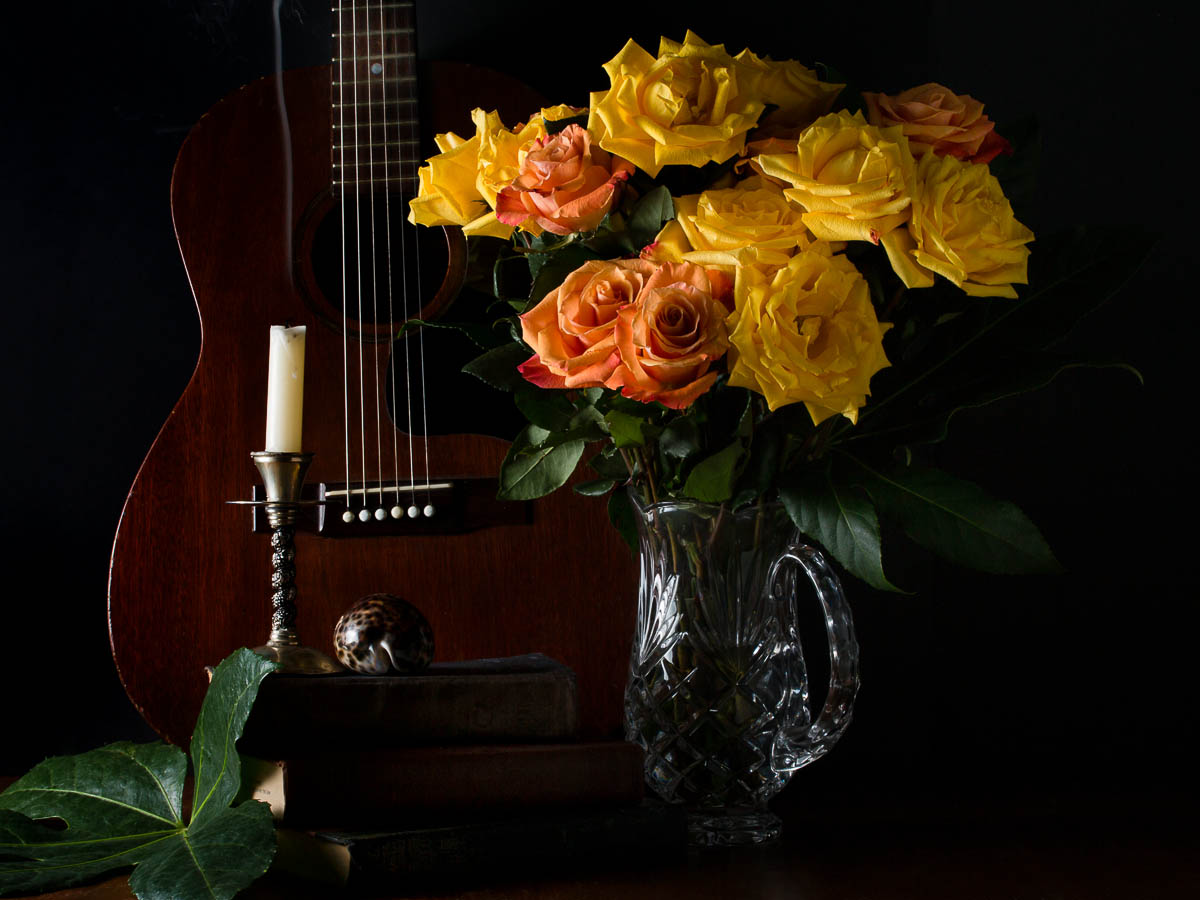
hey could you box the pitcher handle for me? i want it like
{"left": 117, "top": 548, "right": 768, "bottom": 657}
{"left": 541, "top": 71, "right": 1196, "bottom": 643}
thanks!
{"left": 771, "top": 543, "right": 860, "bottom": 774}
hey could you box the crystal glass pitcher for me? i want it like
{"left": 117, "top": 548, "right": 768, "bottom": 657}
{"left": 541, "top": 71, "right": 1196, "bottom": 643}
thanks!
{"left": 624, "top": 494, "right": 860, "bottom": 846}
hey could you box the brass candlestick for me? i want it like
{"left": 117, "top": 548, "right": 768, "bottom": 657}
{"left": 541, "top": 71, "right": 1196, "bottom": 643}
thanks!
{"left": 248, "top": 451, "right": 341, "bottom": 674}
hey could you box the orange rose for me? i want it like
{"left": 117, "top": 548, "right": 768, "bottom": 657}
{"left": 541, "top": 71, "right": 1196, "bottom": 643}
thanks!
{"left": 518, "top": 259, "right": 657, "bottom": 389}
{"left": 606, "top": 262, "right": 730, "bottom": 409}
{"left": 495, "top": 125, "right": 634, "bottom": 236}
{"left": 862, "top": 83, "right": 1011, "bottom": 165}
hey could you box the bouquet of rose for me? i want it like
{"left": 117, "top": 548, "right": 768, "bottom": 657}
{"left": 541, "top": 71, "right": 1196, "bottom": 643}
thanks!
{"left": 408, "top": 32, "right": 1146, "bottom": 590}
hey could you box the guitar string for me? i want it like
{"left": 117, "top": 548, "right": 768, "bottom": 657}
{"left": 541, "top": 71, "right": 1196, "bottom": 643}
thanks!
{"left": 352, "top": 0, "right": 369, "bottom": 515}
{"left": 378, "top": 0, "right": 406, "bottom": 514}
{"left": 365, "top": 0, "right": 384, "bottom": 517}
{"left": 398, "top": 0, "right": 422, "bottom": 511}
{"left": 337, "top": 1, "right": 351, "bottom": 515}
{"left": 406, "top": 9, "right": 432, "bottom": 510}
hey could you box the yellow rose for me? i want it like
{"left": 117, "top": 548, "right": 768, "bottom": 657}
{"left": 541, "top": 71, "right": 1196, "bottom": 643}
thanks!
{"left": 408, "top": 108, "right": 551, "bottom": 239}
{"left": 649, "top": 176, "right": 814, "bottom": 268}
{"left": 407, "top": 130, "right": 488, "bottom": 229}
{"left": 727, "top": 244, "right": 891, "bottom": 424}
{"left": 587, "top": 32, "right": 766, "bottom": 176}
{"left": 735, "top": 50, "right": 843, "bottom": 132}
{"left": 881, "top": 152, "right": 1034, "bottom": 298}
{"left": 753, "top": 111, "right": 915, "bottom": 245}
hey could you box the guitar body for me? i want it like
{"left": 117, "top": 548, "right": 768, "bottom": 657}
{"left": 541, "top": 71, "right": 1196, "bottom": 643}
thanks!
{"left": 108, "top": 62, "right": 636, "bottom": 748}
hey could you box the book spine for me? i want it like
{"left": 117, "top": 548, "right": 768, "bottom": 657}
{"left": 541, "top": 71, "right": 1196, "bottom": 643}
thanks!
{"left": 257, "top": 743, "right": 644, "bottom": 828}
{"left": 340, "top": 805, "right": 687, "bottom": 886}
{"left": 238, "top": 670, "right": 579, "bottom": 754}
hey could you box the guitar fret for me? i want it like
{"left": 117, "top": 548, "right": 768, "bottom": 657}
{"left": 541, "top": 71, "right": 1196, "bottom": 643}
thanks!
{"left": 333, "top": 98, "right": 417, "bottom": 108}
{"left": 332, "top": 76, "right": 416, "bottom": 86}
{"left": 333, "top": 160, "right": 422, "bottom": 169}
{"left": 334, "top": 120, "right": 417, "bottom": 129}
{"left": 333, "top": 28, "right": 414, "bottom": 37}
{"left": 331, "top": 3, "right": 414, "bottom": 10}
{"left": 334, "top": 140, "right": 422, "bottom": 149}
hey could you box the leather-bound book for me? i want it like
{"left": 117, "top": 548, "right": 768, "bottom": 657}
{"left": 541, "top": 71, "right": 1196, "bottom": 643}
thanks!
{"left": 242, "top": 741, "right": 645, "bottom": 829}
{"left": 236, "top": 653, "right": 579, "bottom": 756}
{"left": 272, "top": 802, "right": 687, "bottom": 889}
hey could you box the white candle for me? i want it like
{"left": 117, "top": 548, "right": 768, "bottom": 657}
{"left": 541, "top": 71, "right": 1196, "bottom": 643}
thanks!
{"left": 265, "top": 325, "right": 306, "bottom": 452}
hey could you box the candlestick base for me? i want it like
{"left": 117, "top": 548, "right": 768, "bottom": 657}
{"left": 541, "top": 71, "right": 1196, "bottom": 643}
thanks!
{"left": 253, "top": 633, "right": 343, "bottom": 675}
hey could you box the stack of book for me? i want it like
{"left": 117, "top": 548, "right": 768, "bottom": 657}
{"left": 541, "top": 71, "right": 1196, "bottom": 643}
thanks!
{"left": 235, "top": 654, "right": 685, "bottom": 889}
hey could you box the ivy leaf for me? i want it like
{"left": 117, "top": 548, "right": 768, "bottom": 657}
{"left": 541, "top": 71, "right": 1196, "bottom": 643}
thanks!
{"left": 497, "top": 424, "right": 586, "bottom": 500}
{"left": 780, "top": 466, "right": 903, "bottom": 593}
{"left": 843, "top": 455, "right": 1062, "bottom": 575}
{"left": 127, "top": 803, "right": 276, "bottom": 900}
{"left": 0, "top": 649, "right": 277, "bottom": 899}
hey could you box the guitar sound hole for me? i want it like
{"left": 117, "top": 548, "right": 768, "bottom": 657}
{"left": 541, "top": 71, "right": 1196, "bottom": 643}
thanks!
{"left": 302, "top": 190, "right": 521, "bottom": 440}
{"left": 308, "top": 190, "right": 447, "bottom": 329}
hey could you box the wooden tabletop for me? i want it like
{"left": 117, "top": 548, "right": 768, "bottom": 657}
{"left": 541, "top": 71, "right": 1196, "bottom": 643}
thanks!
{"left": 6, "top": 798, "right": 1196, "bottom": 900}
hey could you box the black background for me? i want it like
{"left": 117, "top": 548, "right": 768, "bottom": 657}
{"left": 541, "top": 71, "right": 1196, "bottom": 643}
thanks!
{"left": 1, "top": 0, "right": 1192, "bottom": 826}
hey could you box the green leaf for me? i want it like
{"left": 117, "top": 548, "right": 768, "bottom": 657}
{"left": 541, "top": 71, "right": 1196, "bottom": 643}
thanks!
{"left": 573, "top": 478, "right": 619, "bottom": 497}
{"left": 514, "top": 383, "right": 577, "bottom": 431}
{"left": 586, "top": 448, "right": 632, "bottom": 481}
{"left": 843, "top": 455, "right": 1062, "bottom": 575}
{"left": 462, "top": 342, "right": 531, "bottom": 392}
{"left": 780, "top": 467, "right": 903, "bottom": 593}
{"left": 682, "top": 440, "right": 744, "bottom": 503}
{"left": 0, "top": 649, "right": 277, "bottom": 900}
{"left": 604, "top": 409, "right": 650, "bottom": 448}
{"left": 497, "top": 424, "right": 586, "bottom": 500}
{"left": 627, "top": 185, "right": 675, "bottom": 251}
{"left": 527, "top": 244, "right": 599, "bottom": 309}
{"left": 189, "top": 650, "right": 278, "bottom": 829}
{"left": 658, "top": 416, "right": 702, "bottom": 460}
{"left": 126, "top": 802, "right": 275, "bottom": 900}
{"left": 607, "top": 490, "right": 640, "bottom": 555}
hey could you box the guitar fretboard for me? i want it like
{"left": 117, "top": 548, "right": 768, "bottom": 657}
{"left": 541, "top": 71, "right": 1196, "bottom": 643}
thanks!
{"left": 331, "top": 0, "right": 421, "bottom": 194}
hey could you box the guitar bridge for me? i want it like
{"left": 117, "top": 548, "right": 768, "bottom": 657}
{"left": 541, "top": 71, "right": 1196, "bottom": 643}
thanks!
{"left": 249, "top": 478, "right": 531, "bottom": 537}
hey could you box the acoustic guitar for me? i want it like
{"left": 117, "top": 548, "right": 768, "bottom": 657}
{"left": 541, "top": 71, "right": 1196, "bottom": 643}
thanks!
{"left": 108, "top": 0, "right": 635, "bottom": 748}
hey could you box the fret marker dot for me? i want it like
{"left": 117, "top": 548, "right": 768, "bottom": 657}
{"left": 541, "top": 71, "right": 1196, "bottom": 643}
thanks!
{"left": 390, "top": 505, "right": 404, "bottom": 519}
{"left": 358, "top": 509, "right": 371, "bottom": 523}
{"left": 423, "top": 505, "right": 435, "bottom": 518}
{"left": 371, "top": 62, "right": 383, "bottom": 75}
{"left": 342, "top": 510, "right": 355, "bottom": 524}
{"left": 374, "top": 508, "right": 387, "bottom": 521}
{"left": 407, "top": 505, "right": 420, "bottom": 519}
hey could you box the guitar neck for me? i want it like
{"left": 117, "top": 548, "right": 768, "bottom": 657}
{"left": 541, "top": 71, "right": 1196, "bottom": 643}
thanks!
{"left": 331, "top": 0, "right": 421, "bottom": 195}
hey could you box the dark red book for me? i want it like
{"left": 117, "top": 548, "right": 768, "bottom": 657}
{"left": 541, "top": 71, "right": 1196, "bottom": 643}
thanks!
{"left": 242, "top": 741, "right": 645, "bottom": 829}
{"left": 236, "top": 653, "right": 579, "bottom": 756}
{"left": 273, "top": 802, "right": 687, "bottom": 889}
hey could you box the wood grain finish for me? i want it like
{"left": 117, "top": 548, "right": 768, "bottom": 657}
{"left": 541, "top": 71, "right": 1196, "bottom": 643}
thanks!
{"left": 107, "top": 63, "right": 636, "bottom": 748}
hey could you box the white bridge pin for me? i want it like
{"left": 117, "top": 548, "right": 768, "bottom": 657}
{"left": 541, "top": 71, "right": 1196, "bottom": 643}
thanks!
{"left": 423, "top": 504, "right": 435, "bottom": 518}
{"left": 390, "top": 505, "right": 404, "bottom": 519}
{"left": 374, "top": 508, "right": 387, "bottom": 521}
{"left": 342, "top": 510, "right": 355, "bottom": 524}
{"left": 407, "top": 505, "right": 420, "bottom": 519}
{"left": 358, "top": 509, "right": 371, "bottom": 523}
